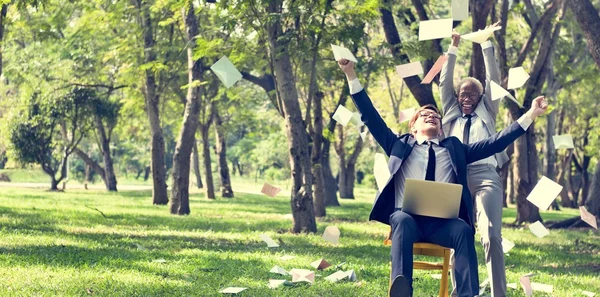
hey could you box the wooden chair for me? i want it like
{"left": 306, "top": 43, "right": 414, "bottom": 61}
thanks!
{"left": 384, "top": 231, "right": 452, "bottom": 297}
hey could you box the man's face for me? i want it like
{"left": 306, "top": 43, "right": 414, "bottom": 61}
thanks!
{"left": 458, "top": 83, "right": 481, "bottom": 115}
{"left": 412, "top": 109, "right": 442, "bottom": 136}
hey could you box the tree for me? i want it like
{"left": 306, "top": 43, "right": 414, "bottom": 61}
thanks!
{"left": 9, "top": 89, "right": 94, "bottom": 190}
{"left": 170, "top": 0, "right": 204, "bottom": 215}
{"left": 213, "top": 96, "right": 234, "bottom": 198}
{"left": 567, "top": 0, "right": 600, "bottom": 68}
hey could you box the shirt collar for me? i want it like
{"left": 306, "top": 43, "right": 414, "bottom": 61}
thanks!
{"left": 462, "top": 112, "right": 477, "bottom": 118}
{"left": 416, "top": 135, "right": 440, "bottom": 145}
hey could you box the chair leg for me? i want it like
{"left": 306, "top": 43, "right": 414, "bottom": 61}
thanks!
{"left": 440, "top": 249, "right": 451, "bottom": 297}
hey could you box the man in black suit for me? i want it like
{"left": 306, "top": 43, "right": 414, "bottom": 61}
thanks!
{"left": 338, "top": 59, "right": 547, "bottom": 297}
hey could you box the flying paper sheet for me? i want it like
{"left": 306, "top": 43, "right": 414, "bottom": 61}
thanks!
{"left": 290, "top": 268, "right": 315, "bottom": 284}
{"left": 351, "top": 112, "right": 364, "bottom": 127}
{"left": 580, "top": 206, "right": 598, "bottom": 229}
{"left": 310, "top": 258, "right": 332, "bottom": 270}
{"left": 259, "top": 234, "right": 280, "bottom": 248}
{"left": 210, "top": 56, "right": 243, "bottom": 89}
{"left": 219, "top": 287, "right": 247, "bottom": 294}
{"left": 332, "top": 105, "right": 354, "bottom": 126}
{"left": 269, "top": 265, "right": 288, "bottom": 275}
{"left": 331, "top": 44, "right": 358, "bottom": 63}
{"left": 360, "top": 130, "right": 368, "bottom": 141}
{"left": 430, "top": 274, "right": 442, "bottom": 280}
{"left": 399, "top": 108, "right": 417, "bottom": 123}
{"left": 582, "top": 291, "right": 596, "bottom": 297}
{"left": 507, "top": 67, "right": 530, "bottom": 89}
{"left": 461, "top": 26, "right": 502, "bottom": 44}
{"left": 452, "top": 0, "right": 469, "bottom": 21}
{"left": 421, "top": 55, "right": 449, "bottom": 84}
{"left": 479, "top": 278, "right": 490, "bottom": 295}
{"left": 526, "top": 176, "right": 563, "bottom": 211}
{"left": 507, "top": 283, "right": 517, "bottom": 289}
{"left": 531, "top": 282, "right": 553, "bottom": 293}
{"left": 374, "top": 153, "right": 391, "bottom": 192}
{"left": 490, "top": 81, "right": 523, "bottom": 108}
{"left": 325, "top": 271, "right": 348, "bottom": 282}
{"left": 502, "top": 238, "right": 515, "bottom": 254}
{"left": 418, "top": 18, "right": 453, "bottom": 41}
{"left": 520, "top": 276, "right": 533, "bottom": 297}
{"left": 261, "top": 183, "right": 282, "bottom": 197}
{"left": 268, "top": 279, "right": 292, "bottom": 289}
{"left": 528, "top": 221, "right": 550, "bottom": 238}
{"left": 396, "top": 62, "right": 424, "bottom": 79}
{"left": 552, "top": 134, "right": 575, "bottom": 149}
{"left": 322, "top": 226, "right": 340, "bottom": 244}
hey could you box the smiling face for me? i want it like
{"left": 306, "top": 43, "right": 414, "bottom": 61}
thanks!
{"left": 410, "top": 105, "right": 443, "bottom": 138}
{"left": 458, "top": 82, "right": 482, "bottom": 115}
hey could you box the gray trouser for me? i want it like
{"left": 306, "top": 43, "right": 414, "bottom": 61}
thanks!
{"left": 452, "top": 164, "right": 506, "bottom": 297}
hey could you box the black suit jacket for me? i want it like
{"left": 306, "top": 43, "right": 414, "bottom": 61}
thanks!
{"left": 350, "top": 89, "right": 527, "bottom": 232}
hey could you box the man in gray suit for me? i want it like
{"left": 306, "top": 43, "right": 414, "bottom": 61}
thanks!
{"left": 439, "top": 23, "right": 509, "bottom": 297}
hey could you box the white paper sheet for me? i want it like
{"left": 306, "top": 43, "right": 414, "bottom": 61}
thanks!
{"left": 419, "top": 19, "right": 453, "bottom": 41}
{"left": 526, "top": 176, "right": 563, "bottom": 211}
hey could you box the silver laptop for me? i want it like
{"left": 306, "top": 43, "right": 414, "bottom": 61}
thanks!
{"left": 402, "top": 179, "right": 463, "bottom": 219}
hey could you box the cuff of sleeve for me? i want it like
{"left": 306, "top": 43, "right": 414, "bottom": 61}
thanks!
{"left": 517, "top": 113, "right": 533, "bottom": 130}
{"left": 348, "top": 78, "right": 364, "bottom": 95}
{"left": 447, "top": 46, "right": 458, "bottom": 55}
{"left": 482, "top": 40, "right": 493, "bottom": 50}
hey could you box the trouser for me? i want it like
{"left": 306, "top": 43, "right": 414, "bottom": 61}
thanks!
{"left": 390, "top": 209, "right": 479, "bottom": 297}
{"left": 451, "top": 164, "right": 506, "bottom": 297}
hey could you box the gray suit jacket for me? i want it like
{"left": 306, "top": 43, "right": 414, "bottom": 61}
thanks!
{"left": 439, "top": 43, "right": 509, "bottom": 168}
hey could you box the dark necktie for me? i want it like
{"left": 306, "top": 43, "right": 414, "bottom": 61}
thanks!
{"left": 463, "top": 114, "right": 472, "bottom": 144}
{"left": 425, "top": 141, "right": 436, "bottom": 181}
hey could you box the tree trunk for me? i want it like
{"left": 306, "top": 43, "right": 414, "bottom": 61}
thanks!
{"left": 322, "top": 140, "right": 339, "bottom": 207}
{"left": 267, "top": 0, "right": 316, "bottom": 233}
{"left": 470, "top": 0, "right": 495, "bottom": 82}
{"left": 137, "top": 0, "right": 168, "bottom": 205}
{"left": 311, "top": 91, "right": 326, "bottom": 216}
{"left": 73, "top": 148, "right": 105, "bottom": 180}
{"left": 170, "top": 2, "right": 203, "bottom": 215}
{"left": 379, "top": 0, "right": 436, "bottom": 107}
{"left": 0, "top": 4, "right": 8, "bottom": 77}
{"left": 192, "top": 141, "right": 203, "bottom": 188}
{"left": 213, "top": 103, "right": 234, "bottom": 198}
{"left": 84, "top": 163, "right": 90, "bottom": 190}
{"left": 514, "top": 127, "right": 542, "bottom": 223}
{"left": 335, "top": 125, "right": 364, "bottom": 199}
{"left": 586, "top": 162, "right": 600, "bottom": 216}
{"left": 50, "top": 178, "right": 59, "bottom": 191}
{"left": 567, "top": 0, "right": 600, "bottom": 68}
{"left": 199, "top": 125, "right": 215, "bottom": 199}
{"left": 94, "top": 115, "right": 117, "bottom": 191}
{"left": 338, "top": 162, "right": 356, "bottom": 199}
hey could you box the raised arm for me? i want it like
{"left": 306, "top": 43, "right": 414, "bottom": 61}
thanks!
{"left": 440, "top": 32, "right": 460, "bottom": 116}
{"left": 482, "top": 22, "right": 502, "bottom": 116}
{"left": 465, "top": 96, "right": 548, "bottom": 163}
{"left": 339, "top": 60, "right": 398, "bottom": 156}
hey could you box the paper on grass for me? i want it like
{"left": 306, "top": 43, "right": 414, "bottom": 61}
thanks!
{"left": 490, "top": 81, "right": 523, "bottom": 108}
{"left": 531, "top": 282, "right": 553, "bottom": 293}
{"left": 332, "top": 105, "right": 354, "bottom": 126}
{"left": 479, "top": 278, "right": 490, "bottom": 295}
{"left": 268, "top": 279, "right": 292, "bottom": 289}
{"left": 310, "top": 258, "right": 332, "bottom": 270}
{"left": 331, "top": 44, "right": 358, "bottom": 63}
{"left": 418, "top": 19, "right": 453, "bottom": 41}
{"left": 323, "top": 226, "right": 340, "bottom": 244}
{"left": 520, "top": 276, "right": 533, "bottom": 297}
{"left": 582, "top": 291, "right": 596, "bottom": 297}
{"left": 261, "top": 183, "right": 282, "bottom": 197}
{"left": 507, "top": 283, "right": 517, "bottom": 289}
{"left": 526, "top": 176, "right": 563, "bottom": 211}
{"left": 528, "top": 221, "right": 550, "bottom": 238}
{"left": 374, "top": 153, "right": 391, "bottom": 192}
{"left": 259, "top": 234, "right": 279, "bottom": 248}
{"left": 502, "top": 238, "right": 515, "bottom": 254}
{"left": 580, "top": 206, "right": 598, "bottom": 229}
{"left": 290, "top": 268, "right": 315, "bottom": 284}
{"left": 152, "top": 258, "right": 167, "bottom": 263}
{"left": 452, "top": 0, "right": 469, "bottom": 21}
{"left": 219, "top": 287, "right": 247, "bottom": 294}
{"left": 269, "top": 265, "right": 288, "bottom": 275}
{"left": 399, "top": 108, "right": 417, "bottom": 123}
{"left": 421, "top": 55, "right": 449, "bottom": 84}
{"left": 552, "top": 134, "right": 575, "bottom": 149}
{"left": 325, "top": 271, "right": 347, "bottom": 282}
{"left": 507, "top": 67, "right": 530, "bottom": 90}
{"left": 461, "top": 26, "right": 502, "bottom": 44}
{"left": 210, "top": 56, "right": 243, "bottom": 89}
{"left": 396, "top": 62, "right": 424, "bottom": 79}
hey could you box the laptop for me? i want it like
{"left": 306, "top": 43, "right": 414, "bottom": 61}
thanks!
{"left": 402, "top": 179, "right": 463, "bottom": 219}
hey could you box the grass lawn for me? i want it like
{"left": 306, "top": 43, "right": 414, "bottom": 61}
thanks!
{"left": 0, "top": 177, "right": 598, "bottom": 297}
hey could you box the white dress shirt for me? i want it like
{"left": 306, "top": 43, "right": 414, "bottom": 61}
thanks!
{"left": 449, "top": 110, "right": 498, "bottom": 167}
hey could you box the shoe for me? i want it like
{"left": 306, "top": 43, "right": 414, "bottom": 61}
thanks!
{"left": 389, "top": 275, "right": 411, "bottom": 297}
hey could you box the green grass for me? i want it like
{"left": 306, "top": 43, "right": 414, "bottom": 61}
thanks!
{"left": 0, "top": 178, "right": 598, "bottom": 297}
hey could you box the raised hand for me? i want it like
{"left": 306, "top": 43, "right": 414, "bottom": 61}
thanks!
{"left": 530, "top": 96, "right": 549, "bottom": 117}
{"left": 452, "top": 31, "right": 461, "bottom": 47}
{"left": 338, "top": 59, "right": 357, "bottom": 80}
